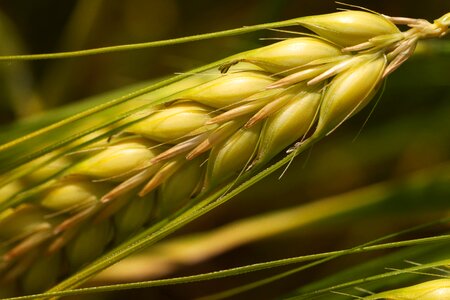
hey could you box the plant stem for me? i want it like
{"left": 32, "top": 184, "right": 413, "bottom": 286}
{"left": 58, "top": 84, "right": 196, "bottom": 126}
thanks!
{"left": 5, "top": 235, "right": 449, "bottom": 300}
{"left": 0, "top": 18, "right": 307, "bottom": 61}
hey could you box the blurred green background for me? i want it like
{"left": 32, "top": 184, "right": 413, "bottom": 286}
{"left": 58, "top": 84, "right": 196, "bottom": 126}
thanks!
{"left": 0, "top": 1, "right": 449, "bottom": 299}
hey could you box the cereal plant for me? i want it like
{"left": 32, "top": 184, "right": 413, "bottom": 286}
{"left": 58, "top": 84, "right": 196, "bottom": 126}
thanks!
{"left": 0, "top": 1, "right": 449, "bottom": 299}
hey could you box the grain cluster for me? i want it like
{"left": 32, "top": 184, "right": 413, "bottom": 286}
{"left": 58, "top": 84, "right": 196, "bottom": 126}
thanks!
{"left": 0, "top": 10, "right": 448, "bottom": 294}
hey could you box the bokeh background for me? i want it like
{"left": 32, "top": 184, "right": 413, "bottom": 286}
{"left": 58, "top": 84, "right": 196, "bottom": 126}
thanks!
{"left": 0, "top": 1, "right": 450, "bottom": 299}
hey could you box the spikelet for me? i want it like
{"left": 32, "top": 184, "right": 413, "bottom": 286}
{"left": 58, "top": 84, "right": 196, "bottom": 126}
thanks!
{"left": 158, "top": 157, "right": 204, "bottom": 215}
{"left": 179, "top": 71, "right": 274, "bottom": 108}
{"left": 126, "top": 103, "right": 213, "bottom": 142}
{"left": 20, "top": 253, "right": 61, "bottom": 294}
{"left": 207, "top": 123, "right": 262, "bottom": 186}
{"left": 0, "top": 205, "right": 52, "bottom": 243}
{"left": 364, "top": 279, "right": 450, "bottom": 300}
{"left": 298, "top": 11, "right": 400, "bottom": 46}
{"left": 71, "top": 138, "right": 158, "bottom": 180}
{"left": 255, "top": 85, "right": 322, "bottom": 165}
{"left": 227, "top": 37, "right": 342, "bottom": 74}
{"left": 314, "top": 53, "right": 386, "bottom": 136}
{"left": 0, "top": 181, "right": 22, "bottom": 204}
{"left": 22, "top": 153, "right": 70, "bottom": 184}
{"left": 113, "top": 193, "right": 155, "bottom": 242}
{"left": 40, "top": 180, "right": 109, "bottom": 211}
{"left": 65, "top": 220, "right": 113, "bottom": 269}
{"left": 1, "top": 9, "right": 449, "bottom": 294}
{"left": 436, "top": 13, "right": 450, "bottom": 27}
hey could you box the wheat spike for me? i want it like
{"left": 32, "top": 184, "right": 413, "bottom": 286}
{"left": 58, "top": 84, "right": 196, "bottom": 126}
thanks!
{"left": 0, "top": 10, "right": 448, "bottom": 294}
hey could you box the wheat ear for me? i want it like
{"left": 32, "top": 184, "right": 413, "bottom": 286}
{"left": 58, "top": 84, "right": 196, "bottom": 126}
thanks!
{"left": 0, "top": 10, "right": 449, "bottom": 294}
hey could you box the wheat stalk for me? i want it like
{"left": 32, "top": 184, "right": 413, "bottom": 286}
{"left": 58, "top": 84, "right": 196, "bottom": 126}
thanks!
{"left": 0, "top": 10, "right": 449, "bottom": 295}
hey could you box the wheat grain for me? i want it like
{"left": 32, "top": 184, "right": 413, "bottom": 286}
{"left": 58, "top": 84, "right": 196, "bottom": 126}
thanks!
{"left": 0, "top": 10, "right": 448, "bottom": 294}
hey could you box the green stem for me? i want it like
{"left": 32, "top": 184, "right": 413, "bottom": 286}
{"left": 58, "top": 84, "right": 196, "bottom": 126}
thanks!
{"left": 291, "top": 258, "right": 450, "bottom": 299}
{"left": 0, "top": 17, "right": 306, "bottom": 61}
{"left": 200, "top": 218, "right": 450, "bottom": 300}
{"left": 5, "top": 235, "right": 450, "bottom": 300}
